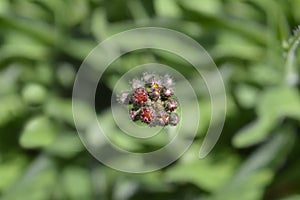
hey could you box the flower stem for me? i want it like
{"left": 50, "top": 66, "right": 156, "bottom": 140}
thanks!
{"left": 284, "top": 26, "right": 300, "bottom": 86}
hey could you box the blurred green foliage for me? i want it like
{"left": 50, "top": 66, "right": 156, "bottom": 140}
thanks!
{"left": 0, "top": 0, "right": 300, "bottom": 199}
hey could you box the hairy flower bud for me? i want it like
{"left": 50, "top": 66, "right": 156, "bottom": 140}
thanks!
{"left": 149, "top": 88, "right": 160, "bottom": 101}
{"left": 166, "top": 99, "right": 178, "bottom": 112}
{"left": 129, "top": 108, "right": 139, "bottom": 121}
{"left": 161, "top": 87, "right": 174, "bottom": 99}
{"left": 140, "top": 107, "right": 154, "bottom": 124}
{"left": 132, "top": 88, "right": 148, "bottom": 105}
{"left": 169, "top": 113, "right": 179, "bottom": 126}
{"left": 156, "top": 111, "right": 169, "bottom": 126}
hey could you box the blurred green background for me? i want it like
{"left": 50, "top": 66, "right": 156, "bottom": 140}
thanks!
{"left": 1, "top": 0, "right": 300, "bottom": 199}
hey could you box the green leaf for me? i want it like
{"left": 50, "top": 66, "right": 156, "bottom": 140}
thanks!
{"left": 0, "top": 94, "right": 25, "bottom": 126}
{"left": 180, "top": 2, "right": 268, "bottom": 45}
{"left": 8, "top": 0, "right": 50, "bottom": 21}
{"left": 91, "top": 8, "right": 108, "bottom": 41}
{"left": 62, "top": 167, "right": 93, "bottom": 200}
{"left": 233, "top": 87, "right": 300, "bottom": 147}
{"left": 19, "top": 116, "right": 57, "bottom": 148}
{"left": 204, "top": 169, "right": 273, "bottom": 200}
{"left": 21, "top": 63, "right": 54, "bottom": 86}
{"left": 234, "top": 84, "right": 259, "bottom": 109}
{"left": 32, "top": 0, "right": 88, "bottom": 27}
{"left": 212, "top": 32, "right": 264, "bottom": 61}
{"left": 44, "top": 98, "right": 74, "bottom": 126}
{"left": 0, "top": 0, "right": 9, "bottom": 15}
{"left": 154, "top": 0, "right": 181, "bottom": 18}
{"left": 56, "top": 63, "right": 76, "bottom": 87}
{"left": 0, "top": 64, "right": 20, "bottom": 95}
{"left": 127, "top": 0, "right": 150, "bottom": 20}
{"left": 21, "top": 83, "right": 47, "bottom": 106}
{"left": 257, "top": 87, "right": 300, "bottom": 120}
{"left": 213, "top": 130, "right": 295, "bottom": 200}
{"left": 232, "top": 118, "right": 275, "bottom": 148}
{"left": 89, "top": 110, "right": 143, "bottom": 152}
{"left": 63, "top": 0, "right": 89, "bottom": 27}
{"left": 0, "top": 156, "right": 27, "bottom": 192}
{"left": 165, "top": 144, "right": 239, "bottom": 192}
{"left": 246, "top": 64, "right": 284, "bottom": 86}
{"left": 0, "top": 14, "right": 56, "bottom": 48}
{"left": 280, "top": 195, "right": 300, "bottom": 200}
{"left": 2, "top": 155, "right": 57, "bottom": 200}
{"left": 45, "top": 132, "right": 84, "bottom": 158}
{"left": 179, "top": 0, "right": 221, "bottom": 16}
{"left": 61, "top": 38, "right": 96, "bottom": 60}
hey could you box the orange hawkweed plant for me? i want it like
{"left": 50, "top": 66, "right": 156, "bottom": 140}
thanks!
{"left": 117, "top": 73, "right": 179, "bottom": 127}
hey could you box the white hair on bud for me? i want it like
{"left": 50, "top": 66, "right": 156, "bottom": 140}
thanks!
{"left": 163, "top": 74, "right": 174, "bottom": 87}
{"left": 142, "top": 72, "right": 156, "bottom": 82}
{"left": 117, "top": 91, "right": 131, "bottom": 104}
{"left": 131, "top": 79, "right": 144, "bottom": 89}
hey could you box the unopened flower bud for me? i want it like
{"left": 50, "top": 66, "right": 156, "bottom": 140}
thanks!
{"left": 161, "top": 87, "right": 174, "bottom": 99}
{"left": 129, "top": 108, "right": 139, "bottom": 121}
{"left": 149, "top": 89, "right": 160, "bottom": 101}
{"left": 169, "top": 113, "right": 179, "bottom": 126}
{"left": 140, "top": 107, "right": 154, "bottom": 124}
{"left": 166, "top": 99, "right": 178, "bottom": 112}
{"left": 132, "top": 88, "right": 148, "bottom": 105}
{"left": 156, "top": 111, "right": 169, "bottom": 126}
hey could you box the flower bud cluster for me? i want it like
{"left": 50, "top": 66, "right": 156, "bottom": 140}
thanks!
{"left": 118, "top": 73, "right": 179, "bottom": 127}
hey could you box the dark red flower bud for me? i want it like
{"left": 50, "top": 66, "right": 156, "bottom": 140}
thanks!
{"left": 132, "top": 88, "right": 148, "bottom": 105}
{"left": 129, "top": 108, "right": 139, "bottom": 121}
{"left": 166, "top": 99, "right": 178, "bottom": 112}
{"left": 140, "top": 107, "right": 154, "bottom": 124}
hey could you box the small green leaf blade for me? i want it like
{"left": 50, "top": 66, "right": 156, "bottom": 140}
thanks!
{"left": 19, "top": 116, "right": 57, "bottom": 148}
{"left": 232, "top": 118, "right": 275, "bottom": 148}
{"left": 257, "top": 87, "right": 300, "bottom": 120}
